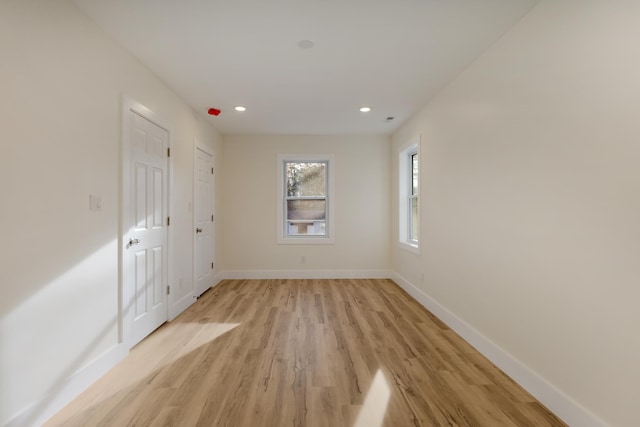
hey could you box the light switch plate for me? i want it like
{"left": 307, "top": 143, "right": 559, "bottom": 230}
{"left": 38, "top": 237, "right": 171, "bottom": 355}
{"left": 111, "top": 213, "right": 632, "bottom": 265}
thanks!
{"left": 90, "top": 194, "right": 102, "bottom": 211}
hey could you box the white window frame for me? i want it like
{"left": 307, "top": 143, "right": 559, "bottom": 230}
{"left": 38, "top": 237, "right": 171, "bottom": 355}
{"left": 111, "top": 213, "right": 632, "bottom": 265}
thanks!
{"left": 277, "top": 154, "right": 335, "bottom": 244}
{"left": 398, "top": 135, "right": 420, "bottom": 254}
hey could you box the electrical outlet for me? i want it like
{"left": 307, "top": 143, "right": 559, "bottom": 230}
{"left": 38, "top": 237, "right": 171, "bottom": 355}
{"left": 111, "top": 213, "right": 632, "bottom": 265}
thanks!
{"left": 301, "top": 255, "right": 306, "bottom": 264}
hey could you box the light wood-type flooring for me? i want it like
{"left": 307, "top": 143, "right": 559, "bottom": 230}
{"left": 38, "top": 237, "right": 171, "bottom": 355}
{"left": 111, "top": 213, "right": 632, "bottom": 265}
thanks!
{"left": 46, "top": 279, "right": 566, "bottom": 427}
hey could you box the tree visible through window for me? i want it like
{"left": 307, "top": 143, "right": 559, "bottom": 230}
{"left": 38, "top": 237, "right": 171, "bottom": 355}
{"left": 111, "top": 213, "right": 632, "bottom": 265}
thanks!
{"left": 285, "top": 161, "right": 328, "bottom": 237}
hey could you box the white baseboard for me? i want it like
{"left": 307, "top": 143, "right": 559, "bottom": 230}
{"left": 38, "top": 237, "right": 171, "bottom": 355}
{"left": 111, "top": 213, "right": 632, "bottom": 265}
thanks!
{"left": 389, "top": 272, "right": 608, "bottom": 427}
{"left": 5, "top": 343, "right": 127, "bottom": 427}
{"left": 213, "top": 271, "right": 225, "bottom": 287}
{"left": 221, "top": 269, "right": 392, "bottom": 280}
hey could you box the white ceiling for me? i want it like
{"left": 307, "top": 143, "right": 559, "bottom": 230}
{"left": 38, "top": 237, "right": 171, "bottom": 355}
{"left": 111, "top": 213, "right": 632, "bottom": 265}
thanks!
{"left": 72, "top": 0, "right": 538, "bottom": 135}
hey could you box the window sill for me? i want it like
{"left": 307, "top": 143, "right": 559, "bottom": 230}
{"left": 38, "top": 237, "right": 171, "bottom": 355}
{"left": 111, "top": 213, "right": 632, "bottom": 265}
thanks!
{"left": 399, "top": 241, "right": 420, "bottom": 255}
{"left": 278, "top": 236, "right": 335, "bottom": 245}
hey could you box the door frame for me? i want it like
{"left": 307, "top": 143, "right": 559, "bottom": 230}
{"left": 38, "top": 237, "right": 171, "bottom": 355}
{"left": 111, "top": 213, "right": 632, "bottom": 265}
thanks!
{"left": 120, "top": 96, "right": 172, "bottom": 349}
{"left": 193, "top": 140, "right": 215, "bottom": 298}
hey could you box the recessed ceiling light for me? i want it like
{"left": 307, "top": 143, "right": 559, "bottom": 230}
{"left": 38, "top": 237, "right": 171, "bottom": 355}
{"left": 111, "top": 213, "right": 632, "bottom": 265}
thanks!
{"left": 234, "top": 106, "right": 247, "bottom": 112}
{"left": 360, "top": 106, "right": 372, "bottom": 113}
{"left": 298, "top": 39, "right": 315, "bottom": 49}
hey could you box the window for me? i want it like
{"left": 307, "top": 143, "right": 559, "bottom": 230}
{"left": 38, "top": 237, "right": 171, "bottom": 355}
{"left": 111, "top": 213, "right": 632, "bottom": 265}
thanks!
{"left": 409, "top": 150, "right": 419, "bottom": 243}
{"left": 277, "top": 154, "right": 335, "bottom": 244}
{"left": 399, "top": 136, "right": 420, "bottom": 253}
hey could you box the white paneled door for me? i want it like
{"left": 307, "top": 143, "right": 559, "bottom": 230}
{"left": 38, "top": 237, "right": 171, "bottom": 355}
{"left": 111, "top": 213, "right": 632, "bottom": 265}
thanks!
{"left": 127, "top": 111, "right": 169, "bottom": 347}
{"left": 194, "top": 147, "right": 214, "bottom": 297}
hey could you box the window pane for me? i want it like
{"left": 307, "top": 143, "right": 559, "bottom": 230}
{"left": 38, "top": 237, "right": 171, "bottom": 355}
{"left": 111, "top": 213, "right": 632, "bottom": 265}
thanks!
{"left": 286, "top": 162, "right": 326, "bottom": 197}
{"left": 287, "top": 220, "right": 326, "bottom": 236}
{"left": 410, "top": 197, "right": 419, "bottom": 241}
{"left": 411, "top": 153, "right": 418, "bottom": 196}
{"left": 287, "top": 199, "right": 327, "bottom": 236}
{"left": 287, "top": 199, "right": 326, "bottom": 220}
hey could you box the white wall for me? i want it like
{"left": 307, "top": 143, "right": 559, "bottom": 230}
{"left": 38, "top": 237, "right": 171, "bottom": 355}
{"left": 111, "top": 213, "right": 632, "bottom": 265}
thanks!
{"left": 221, "top": 134, "right": 390, "bottom": 276}
{"left": 4, "top": 0, "right": 637, "bottom": 426}
{"left": 391, "top": 1, "right": 640, "bottom": 426}
{"left": 0, "top": 1, "right": 222, "bottom": 425}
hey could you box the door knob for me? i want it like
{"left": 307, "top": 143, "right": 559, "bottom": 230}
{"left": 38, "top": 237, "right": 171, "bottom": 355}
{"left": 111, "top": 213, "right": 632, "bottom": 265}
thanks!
{"left": 196, "top": 228, "right": 203, "bottom": 233}
{"left": 126, "top": 238, "right": 141, "bottom": 249}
